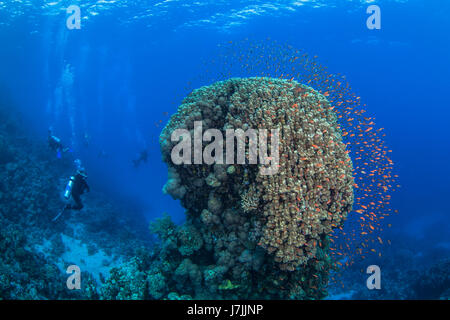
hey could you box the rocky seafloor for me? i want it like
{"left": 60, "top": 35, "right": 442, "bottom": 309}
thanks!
{"left": 326, "top": 231, "right": 450, "bottom": 300}
{"left": 0, "top": 102, "right": 153, "bottom": 299}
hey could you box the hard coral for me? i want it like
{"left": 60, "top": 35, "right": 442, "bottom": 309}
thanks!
{"left": 160, "top": 77, "right": 354, "bottom": 272}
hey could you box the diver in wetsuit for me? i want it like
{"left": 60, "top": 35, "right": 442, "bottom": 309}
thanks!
{"left": 52, "top": 165, "right": 90, "bottom": 222}
{"left": 64, "top": 168, "right": 90, "bottom": 210}
{"left": 48, "top": 127, "right": 69, "bottom": 157}
{"left": 132, "top": 150, "right": 148, "bottom": 168}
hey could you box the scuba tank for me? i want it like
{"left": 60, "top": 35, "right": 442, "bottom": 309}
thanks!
{"left": 64, "top": 176, "right": 75, "bottom": 199}
{"left": 51, "top": 135, "right": 61, "bottom": 144}
{"left": 54, "top": 176, "right": 75, "bottom": 222}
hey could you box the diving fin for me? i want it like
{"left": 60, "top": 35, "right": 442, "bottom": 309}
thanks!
{"left": 52, "top": 205, "right": 68, "bottom": 222}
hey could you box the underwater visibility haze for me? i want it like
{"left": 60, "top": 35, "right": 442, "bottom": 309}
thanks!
{"left": 0, "top": 0, "right": 449, "bottom": 300}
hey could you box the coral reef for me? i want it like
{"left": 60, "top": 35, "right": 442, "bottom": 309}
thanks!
{"left": 412, "top": 259, "right": 450, "bottom": 299}
{"left": 340, "top": 257, "right": 450, "bottom": 300}
{"left": 0, "top": 105, "right": 151, "bottom": 299}
{"left": 101, "top": 256, "right": 149, "bottom": 300}
{"left": 327, "top": 230, "right": 450, "bottom": 300}
{"left": 0, "top": 221, "right": 67, "bottom": 299}
{"left": 1, "top": 78, "right": 445, "bottom": 300}
{"left": 154, "top": 77, "right": 354, "bottom": 298}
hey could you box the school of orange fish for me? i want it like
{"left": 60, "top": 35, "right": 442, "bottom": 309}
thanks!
{"left": 159, "top": 38, "right": 399, "bottom": 289}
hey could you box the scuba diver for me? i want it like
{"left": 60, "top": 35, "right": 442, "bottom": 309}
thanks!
{"left": 48, "top": 127, "right": 70, "bottom": 158}
{"left": 132, "top": 149, "right": 148, "bottom": 168}
{"left": 53, "top": 162, "right": 90, "bottom": 221}
{"left": 65, "top": 167, "right": 90, "bottom": 210}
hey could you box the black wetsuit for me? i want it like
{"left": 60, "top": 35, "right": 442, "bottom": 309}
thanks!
{"left": 68, "top": 174, "right": 90, "bottom": 210}
{"left": 48, "top": 135, "right": 64, "bottom": 152}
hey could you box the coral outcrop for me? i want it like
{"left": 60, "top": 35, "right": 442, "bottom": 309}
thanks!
{"left": 156, "top": 77, "right": 354, "bottom": 298}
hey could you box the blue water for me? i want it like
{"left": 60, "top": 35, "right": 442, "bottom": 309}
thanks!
{"left": 1, "top": 0, "right": 449, "bottom": 299}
